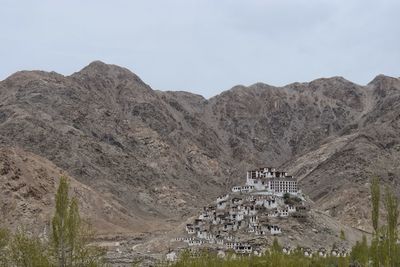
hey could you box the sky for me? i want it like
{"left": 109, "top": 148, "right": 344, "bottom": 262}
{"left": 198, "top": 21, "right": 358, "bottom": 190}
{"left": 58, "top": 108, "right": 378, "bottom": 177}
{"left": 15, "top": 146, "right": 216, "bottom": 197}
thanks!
{"left": 1, "top": 0, "right": 399, "bottom": 98}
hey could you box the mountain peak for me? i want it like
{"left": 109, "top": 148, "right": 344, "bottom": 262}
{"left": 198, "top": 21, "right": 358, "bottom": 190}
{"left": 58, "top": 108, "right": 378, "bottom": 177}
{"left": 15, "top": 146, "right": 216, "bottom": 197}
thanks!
{"left": 368, "top": 74, "right": 400, "bottom": 95}
{"left": 307, "top": 76, "right": 356, "bottom": 87}
{"left": 1, "top": 70, "right": 65, "bottom": 88}
{"left": 81, "top": 60, "right": 109, "bottom": 71}
{"left": 368, "top": 74, "right": 397, "bottom": 85}
{"left": 75, "top": 60, "right": 128, "bottom": 75}
{"left": 71, "top": 61, "right": 145, "bottom": 85}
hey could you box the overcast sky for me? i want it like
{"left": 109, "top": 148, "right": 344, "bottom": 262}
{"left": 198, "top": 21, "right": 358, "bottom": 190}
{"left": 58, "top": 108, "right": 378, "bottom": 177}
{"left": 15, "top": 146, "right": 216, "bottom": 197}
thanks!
{"left": 1, "top": 0, "right": 399, "bottom": 98}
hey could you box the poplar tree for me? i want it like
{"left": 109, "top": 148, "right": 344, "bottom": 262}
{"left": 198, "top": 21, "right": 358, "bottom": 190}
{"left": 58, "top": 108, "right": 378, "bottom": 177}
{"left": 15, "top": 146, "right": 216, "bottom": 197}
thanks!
{"left": 359, "top": 235, "right": 369, "bottom": 266}
{"left": 370, "top": 176, "right": 380, "bottom": 267}
{"left": 371, "top": 176, "right": 380, "bottom": 234}
{"left": 52, "top": 176, "right": 70, "bottom": 267}
{"left": 350, "top": 236, "right": 368, "bottom": 267}
{"left": 384, "top": 187, "right": 399, "bottom": 267}
{"left": 66, "top": 198, "right": 80, "bottom": 265}
{"left": 51, "top": 176, "right": 105, "bottom": 267}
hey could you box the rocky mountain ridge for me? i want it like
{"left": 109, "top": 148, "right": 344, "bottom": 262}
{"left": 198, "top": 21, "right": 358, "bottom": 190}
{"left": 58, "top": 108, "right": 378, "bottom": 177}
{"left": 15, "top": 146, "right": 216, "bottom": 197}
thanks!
{"left": 1, "top": 61, "right": 399, "bottom": 238}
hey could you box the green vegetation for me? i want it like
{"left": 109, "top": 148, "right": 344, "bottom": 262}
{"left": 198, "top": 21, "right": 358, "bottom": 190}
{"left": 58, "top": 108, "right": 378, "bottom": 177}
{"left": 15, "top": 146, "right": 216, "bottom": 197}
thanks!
{"left": 0, "top": 228, "right": 10, "bottom": 267}
{"left": 159, "top": 248, "right": 350, "bottom": 267}
{"left": 371, "top": 176, "right": 380, "bottom": 234}
{"left": 340, "top": 229, "right": 346, "bottom": 241}
{"left": 350, "top": 235, "right": 368, "bottom": 266}
{"left": 283, "top": 193, "right": 302, "bottom": 205}
{"left": 9, "top": 229, "right": 52, "bottom": 267}
{"left": 163, "top": 176, "right": 400, "bottom": 267}
{"left": 370, "top": 176, "right": 380, "bottom": 267}
{"left": 0, "top": 176, "right": 106, "bottom": 267}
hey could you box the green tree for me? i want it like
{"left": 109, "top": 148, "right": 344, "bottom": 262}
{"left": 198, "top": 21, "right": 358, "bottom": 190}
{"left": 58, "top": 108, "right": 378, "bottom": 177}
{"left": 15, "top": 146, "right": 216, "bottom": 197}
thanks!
{"left": 359, "top": 235, "right": 369, "bottom": 266}
{"left": 52, "top": 176, "right": 70, "bottom": 267}
{"left": 0, "top": 228, "right": 10, "bottom": 267}
{"left": 370, "top": 176, "right": 380, "bottom": 267}
{"left": 340, "top": 229, "right": 346, "bottom": 241}
{"left": 271, "top": 237, "right": 282, "bottom": 253}
{"left": 370, "top": 237, "right": 379, "bottom": 267}
{"left": 9, "top": 229, "right": 52, "bottom": 267}
{"left": 71, "top": 221, "right": 106, "bottom": 267}
{"left": 371, "top": 176, "right": 380, "bottom": 234}
{"left": 384, "top": 187, "right": 399, "bottom": 267}
{"left": 66, "top": 198, "right": 80, "bottom": 265}
{"left": 51, "top": 176, "right": 105, "bottom": 267}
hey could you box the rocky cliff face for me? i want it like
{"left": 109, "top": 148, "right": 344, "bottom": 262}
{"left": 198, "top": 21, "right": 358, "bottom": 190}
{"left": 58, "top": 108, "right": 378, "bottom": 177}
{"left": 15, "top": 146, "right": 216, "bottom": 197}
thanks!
{"left": 0, "top": 61, "right": 399, "bottom": 235}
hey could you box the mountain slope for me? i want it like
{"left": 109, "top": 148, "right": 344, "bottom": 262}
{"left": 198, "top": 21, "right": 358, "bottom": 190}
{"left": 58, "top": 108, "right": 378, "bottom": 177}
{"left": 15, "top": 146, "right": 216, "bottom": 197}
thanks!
{"left": 0, "top": 146, "right": 163, "bottom": 235}
{"left": 0, "top": 61, "right": 399, "bottom": 235}
{"left": 284, "top": 76, "right": 400, "bottom": 231}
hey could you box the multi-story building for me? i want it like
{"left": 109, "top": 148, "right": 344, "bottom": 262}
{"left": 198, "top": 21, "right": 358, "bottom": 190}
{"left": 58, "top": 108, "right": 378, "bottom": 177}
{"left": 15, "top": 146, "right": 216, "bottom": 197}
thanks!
{"left": 244, "top": 167, "right": 298, "bottom": 194}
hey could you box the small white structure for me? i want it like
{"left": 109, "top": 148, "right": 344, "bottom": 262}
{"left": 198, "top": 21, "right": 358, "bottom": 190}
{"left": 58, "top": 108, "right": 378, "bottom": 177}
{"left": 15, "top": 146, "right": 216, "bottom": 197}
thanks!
{"left": 249, "top": 215, "right": 258, "bottom": 225}
{"left": 235, "top": 244, "right": 252, "bottom": 254}
{"left": 318, "top": 248, "right": 327, "bottom": 257}
{"left": 331, "top": 249, "right": 339, "bottom": 257}
{"left": 231, "top": 197, "right": 243, "bottom": 205}
{"left": 217, "top": 201, "right": 227, "bottom": 210}
{"left": 223, "top": 223, "right": 235, "bottom": 231}
{"left": 340, "top": 250, "right": 348, "bottom": 257}
{"left": 282, "top": 246, "right": 291, "bottom": 255}
{"left": 247, "top": 206, "right": 257, "bottom": 216}
{"left": 268, "top": 225, "right": 282, "bottom": 235}
{"left": 232, "top": 186, "right": 242, "bottom": 193}
{"left": 304, "top": 249, "right": 312, "bottom": 257}
{"left": 199, "top": 213, "right": 210, "bottom": 220}
{"left": 166, "top": 251, "right": 177, "bottom": 261}
{"left": 188, "top": 239, "right": 205, "bottom": 246}
{"left": 279, "top": 209, "right": 289, "bottom": 217}
{"left": 267, "top": 209, "right": 279, "bottom": 217}
{"left": 225, "top": 242, "right": 236, "bottom": 249}
{"left": 226, "top": 235, "right": 235, "bottom": 241}
{"left": 197, "top": 230, "right": 208, "bottom": 239}
{"left": 183, "top": 237, "right": 194, "bottom": 243}
{"left": 186, "top": 224, "right": 196, "bottom": 234}
{"left": 217, "top": 194, "right": 229, "bottom": 203}
{"left": 287, "top": 205, "right": 296, "bottom": 213}
{"left": 236, "top": 213, "right": 244, "bottom": 221}
{"left": 241, "top": 185, "right": 255, "bottom": 193}
{"left": 217, "top": 250, "right": 226, "bottom": 258}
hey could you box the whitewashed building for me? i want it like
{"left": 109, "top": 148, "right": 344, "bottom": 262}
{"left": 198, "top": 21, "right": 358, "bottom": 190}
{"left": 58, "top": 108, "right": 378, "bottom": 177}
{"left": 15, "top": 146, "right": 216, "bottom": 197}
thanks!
{"left": 217, "top": 194, "right": 229, "bottom": 203}
{"left": 166, "top": 251, "right": 177, "bottom": 261}
{"left": 217, "top": 201, "right": 227, "bottom": 210}
{"left": 240, "top": 167, "right": 298, "bottom": 194}
{"left": 268, "top": 225, "right": 282, "bottom": 235}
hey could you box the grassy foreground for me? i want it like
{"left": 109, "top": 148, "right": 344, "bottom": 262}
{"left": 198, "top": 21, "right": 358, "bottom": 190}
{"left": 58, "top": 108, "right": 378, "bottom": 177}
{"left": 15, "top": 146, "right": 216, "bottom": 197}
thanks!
{"left": 160, "top": 250, "right": 350, "bottom": 267}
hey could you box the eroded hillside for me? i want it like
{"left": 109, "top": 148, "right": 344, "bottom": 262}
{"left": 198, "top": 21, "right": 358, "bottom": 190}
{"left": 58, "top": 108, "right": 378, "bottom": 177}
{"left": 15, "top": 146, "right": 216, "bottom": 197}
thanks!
{"left": 0, "top": 61, "right": 399, "bottom": 235}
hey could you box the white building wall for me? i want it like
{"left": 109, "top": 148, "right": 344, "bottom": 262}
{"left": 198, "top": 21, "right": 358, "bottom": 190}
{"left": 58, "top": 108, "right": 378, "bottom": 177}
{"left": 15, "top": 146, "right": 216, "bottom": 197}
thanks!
{"left": 270, "top": 226, "right": 282, "bottom": 235}
{"left": 217, "top": 194, "right": 229, "bottom": 203}
{"left": 217, "top": 202, "right": 227, "bottom": 210}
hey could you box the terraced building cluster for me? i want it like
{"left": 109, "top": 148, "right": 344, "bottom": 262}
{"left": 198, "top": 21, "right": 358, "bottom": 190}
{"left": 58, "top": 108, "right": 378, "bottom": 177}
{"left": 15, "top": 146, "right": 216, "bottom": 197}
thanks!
{"left": 175, "top": 168, "right": 308, "bottom": 253}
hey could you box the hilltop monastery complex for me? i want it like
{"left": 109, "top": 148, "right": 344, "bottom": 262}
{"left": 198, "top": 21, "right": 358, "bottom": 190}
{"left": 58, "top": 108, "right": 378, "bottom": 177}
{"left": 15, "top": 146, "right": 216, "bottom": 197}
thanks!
{"left": 174, "top": 167, "right": 309, "bottom": 254}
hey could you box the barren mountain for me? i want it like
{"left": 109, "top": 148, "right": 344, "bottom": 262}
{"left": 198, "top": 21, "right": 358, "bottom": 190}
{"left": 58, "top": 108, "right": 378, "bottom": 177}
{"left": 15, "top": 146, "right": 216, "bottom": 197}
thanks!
{"left": 0, "top": 146, "right": 165, "bottom": 235}
{"left": 1, "top": 61, "right": 399, "bottom": 238}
